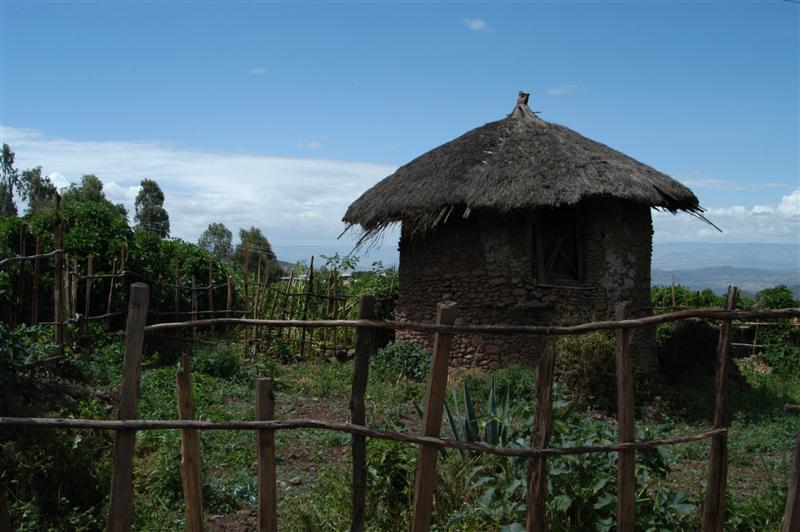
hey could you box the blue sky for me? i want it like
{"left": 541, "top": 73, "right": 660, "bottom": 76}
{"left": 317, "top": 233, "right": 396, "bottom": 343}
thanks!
{"left": 1, "top": 0, "right": 798, "bottom": 263}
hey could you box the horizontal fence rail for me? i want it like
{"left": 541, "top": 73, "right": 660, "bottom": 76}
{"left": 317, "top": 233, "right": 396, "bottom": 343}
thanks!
{"left": 142, "top": 307, "right": 800, "bottom": 334}
{"left": 0, "top": 417, "right": 727, "bottom": 458}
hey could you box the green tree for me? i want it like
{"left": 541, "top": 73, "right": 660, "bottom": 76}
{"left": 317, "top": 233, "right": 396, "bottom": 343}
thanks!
{"left": 134, "top": 178, "right": 170, "bottom": 237}
{"left": 18, "top": 167, "right": 57, "bottom": 215}
{"left": 1, "top": 144, "right": 19, "bottom": 217}
{"left": 62, "top": 174, "right": 127, "bottom": 217}
{"left": 198, "top": 222, "right": 233, "bottom": 260}
{"left": 755, "top": 284, "right": 798, "bottom": 309}
{"left": 234, "top": 226, "right": 283, "bottom": 280}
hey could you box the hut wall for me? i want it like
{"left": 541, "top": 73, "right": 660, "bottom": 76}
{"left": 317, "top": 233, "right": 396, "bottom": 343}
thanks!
{"left": 395, "top": 199, "right": 655, "bottom": 369}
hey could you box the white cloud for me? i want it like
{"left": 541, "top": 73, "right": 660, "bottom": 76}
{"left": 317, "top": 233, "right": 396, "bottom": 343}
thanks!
{"left": 248, "top": 66, "right": 266, "bottom": 76}
{"left": 462, "top": 18, "right": 491, "bottom": 31}
{"left": 1, "top": 125, "right": 396, "bottom": 252}
{"left": 546, "top": 84, "right": 576, "bottom": 96}
{"left": 654, "top": 189, "right": 800, "bottom": 244}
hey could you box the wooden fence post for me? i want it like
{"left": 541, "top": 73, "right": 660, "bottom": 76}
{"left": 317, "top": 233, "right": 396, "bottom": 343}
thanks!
{"left": 783, "top": 429, "right": 800, "bottom": 532}
{"left": 526, "top": 347, "right": 556, "bottom": 532}
{"left": 257, "top": 378, "right": 278, "bottom": 532}
{"left": 409, "top": 302, "right": 457, "bottom": 532}
{"left": 53, "top": 194, "right": 64, "bottom": 353}
{"left": 207, "top": 264, "right": 215, "bottom": 337}
{"left": 107, "top": 257, "right": 117, "bottom": 326}
{"left": 350, "top": 294, "right": 376, "bottom": 532}
{"left": 175, "top": 261, "right": 181, "bottom": 323}
{"left": 0, "top": 483, "right": 11, "bottom": 532}
{"left": 107, "top": 283, "right": 150, "bottom": 532}
{"left": 615, "top": 302, "right": 635, "bottom": 532}
{"left": 223, "top": 274, "right": 231, "bottom": 334}
{"left": 299, "top": 256, "right": 314, "bottom": 358}
{"left": 71, "top": 257, "right": 78, "bottom": 320}
{"left": 83, "top": 255, "right": 93, "bottom": 335}
{"left": 191, "top": 276, "right": 198, "bottom": 345}
{"left": 177, "top": 353, "right": 204, "bottom": 531}
{"left": 701, "top": 286, "right": 738, "bottom": 532}
{"left": 31, "top": 237, "right": 40, "bottom": 325}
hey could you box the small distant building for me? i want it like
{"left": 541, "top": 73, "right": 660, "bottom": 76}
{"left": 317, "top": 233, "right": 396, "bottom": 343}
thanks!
{"left": 343, "top": 93, "right": 706, "bottom": 368}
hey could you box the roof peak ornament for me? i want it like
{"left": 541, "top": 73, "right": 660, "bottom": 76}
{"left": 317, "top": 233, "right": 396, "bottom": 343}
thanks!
{"left": 511, "top": 90, "right": 541, "bottom": 121}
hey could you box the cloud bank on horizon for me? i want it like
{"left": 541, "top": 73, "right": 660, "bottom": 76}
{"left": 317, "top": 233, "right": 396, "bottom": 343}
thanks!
{"left": 2, "top": 124, "right": 798, "bottom": 260}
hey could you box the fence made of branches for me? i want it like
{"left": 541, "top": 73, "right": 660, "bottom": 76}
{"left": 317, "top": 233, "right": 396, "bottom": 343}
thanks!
{"left": 1, "top": 283, "right": 799, "bottom": 531}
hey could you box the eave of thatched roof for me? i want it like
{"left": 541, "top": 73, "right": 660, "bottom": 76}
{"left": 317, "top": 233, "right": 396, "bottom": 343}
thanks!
{"left": 343, "top": 93, "right": 708, "bottom": 239}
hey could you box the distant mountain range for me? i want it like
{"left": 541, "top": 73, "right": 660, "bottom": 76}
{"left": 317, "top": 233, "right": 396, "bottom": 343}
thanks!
{"left": 652, "top": 242, "right": 799, "bottom": 296}
{"left": 652, "top": 266, "right": 800, "bottom": 297}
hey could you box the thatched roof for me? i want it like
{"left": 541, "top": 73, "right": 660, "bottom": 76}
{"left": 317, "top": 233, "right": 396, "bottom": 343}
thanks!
{"left": 344, "top": 92, "right": 709, "bottom": 239}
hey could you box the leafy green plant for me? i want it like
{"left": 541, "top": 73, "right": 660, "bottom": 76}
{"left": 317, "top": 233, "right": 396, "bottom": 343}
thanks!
{"left": 371, "top": 341, "right": 430, "bottom": 382}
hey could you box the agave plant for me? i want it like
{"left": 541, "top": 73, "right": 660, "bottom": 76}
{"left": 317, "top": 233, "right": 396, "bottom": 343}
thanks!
{"left": 443, "top": 376, "right": 512, "bottom": 457}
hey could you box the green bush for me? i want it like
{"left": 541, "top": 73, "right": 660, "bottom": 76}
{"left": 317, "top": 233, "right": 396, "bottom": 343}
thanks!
{"left": 191, "top": 345, "right": 242, "bottom": 380}
{"left": 554, "top": 332, "right": 617, "bottom": 410}
{"left": 371, "top": 341, "right": 430, "bottom": 382}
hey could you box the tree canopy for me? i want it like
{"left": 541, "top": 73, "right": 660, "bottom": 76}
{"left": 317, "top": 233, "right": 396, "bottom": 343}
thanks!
{"left": 134, "top": 178, "right": 170, "bottom": 237}
{"left": 62, "top": 174, "right": 128, "bottom": 217}
{"left": 234, "top": 226, "right": 283, "bottom": 280}
{"left": 1, "top": 144, "right": 18, "bottom": 218}
{"left": 18, "top": 167, "right": 57, "bottom": 215}
{"left": 199, "top": 222, "right": 233, "bottom": 260}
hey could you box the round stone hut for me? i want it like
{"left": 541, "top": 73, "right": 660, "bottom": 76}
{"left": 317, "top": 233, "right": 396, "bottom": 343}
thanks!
{"left": 343, "top": 92, "right": 706, "bottom": 368}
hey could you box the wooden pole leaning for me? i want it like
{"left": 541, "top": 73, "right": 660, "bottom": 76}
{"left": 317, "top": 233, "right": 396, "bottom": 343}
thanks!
{"left": 701, "top": 286, "right": 738, "bottom": 532}
{"left": 409, "top": 302, "right": 457, "bottom": 532}
{"left": 107, "top": 283, "right": 150, "bottom": 532}
{"left": 615, "top": 302, "right": 635, "bottom": 532}
{"left": 257, "top": 378, "right": 278, "bottom": 532}
{"left": 177, "top": 353, "right": 204, "bottom": 531}
{"left": 526, "top": 346, "right": 556, "bottom": 532}
{"left": 350, "top": 294, "right": 376, "bottom": 532}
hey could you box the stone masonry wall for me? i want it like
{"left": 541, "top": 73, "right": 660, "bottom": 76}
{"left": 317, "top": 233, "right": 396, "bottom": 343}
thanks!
{"left": 395, "top": 199, "right": 655, "bottom": 369}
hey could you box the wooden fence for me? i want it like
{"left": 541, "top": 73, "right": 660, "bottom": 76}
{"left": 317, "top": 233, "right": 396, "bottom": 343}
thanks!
{"left": 1, "top": 283, "right": 800, "bottom": 531}
{"left": 0, "top": 218, "right": 365, "bottom": 357}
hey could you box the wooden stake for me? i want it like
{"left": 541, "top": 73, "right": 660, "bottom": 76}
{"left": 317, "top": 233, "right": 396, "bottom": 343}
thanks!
{"left": 191, "top": 276, "right": 198, "bottom": 344}
{"left": 71, "top": 256, "right": 78, "bottom": 320}
{"left": 701, "top": 286, "right": 738, "bottom": 532}
{"left": 107, "top": 283, "right": 150, "bottom": 532}
{"left": 177, "top": 353, "right": 204, "bottom": 532}
{"left": 175, "top": 261, "right": 181, "bottom": 323}
{"left": 782, "top": 430, "right": 800, "bottom": 532}
{"left": 409, "top": 302, "right": 457, "bottom": 532}
{"left": 53, "top": 195, "right": 64, "bottom": 352}
{"left": 615, "top": 302, "right": 635, "bottom": 532}
{"left": 0, "top": 483, "right": 11, "bottom": 532}
{"left": 526, "top": 347, "right": 555, "bottom": 532}
{"left": 107, "top": 257, "right": 117, "bottom": 326}
{"left": 15, "top": 223, "right": 26, "bottom": 326}
{"left": 225, "top": 274, "right": 232, "bottom": 334}
{"left": 84, "top": 256, "right": 93, "bottom": 334}
{"left": 207, "top": 263, "right": 215, "bottom": 337}
{"left": 350, "top": 295, "right": 376, "bottom": 532}
{"left": 31, "top": 238, "right": 40, "bottom": 325}
{"left": 299, "top": 256, "right": 314, "bottom": 358}
{"left": 257, "top": 378, "right": 278, "bottom": 532}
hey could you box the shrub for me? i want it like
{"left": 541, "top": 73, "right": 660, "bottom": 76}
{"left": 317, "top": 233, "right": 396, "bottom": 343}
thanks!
{"left": 371, "top": 341, "right": 430, "bottom": 382}
{"left": 554, "top": 332, "right": 617, "bottom": 410}
{"left": 191, "top": 345, "right": 241, "bottom": 380}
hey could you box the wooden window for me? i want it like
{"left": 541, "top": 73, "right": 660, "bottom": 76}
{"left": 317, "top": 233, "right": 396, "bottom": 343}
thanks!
{"left": 533, "top": 207, "right": 584, "bottom": 284}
